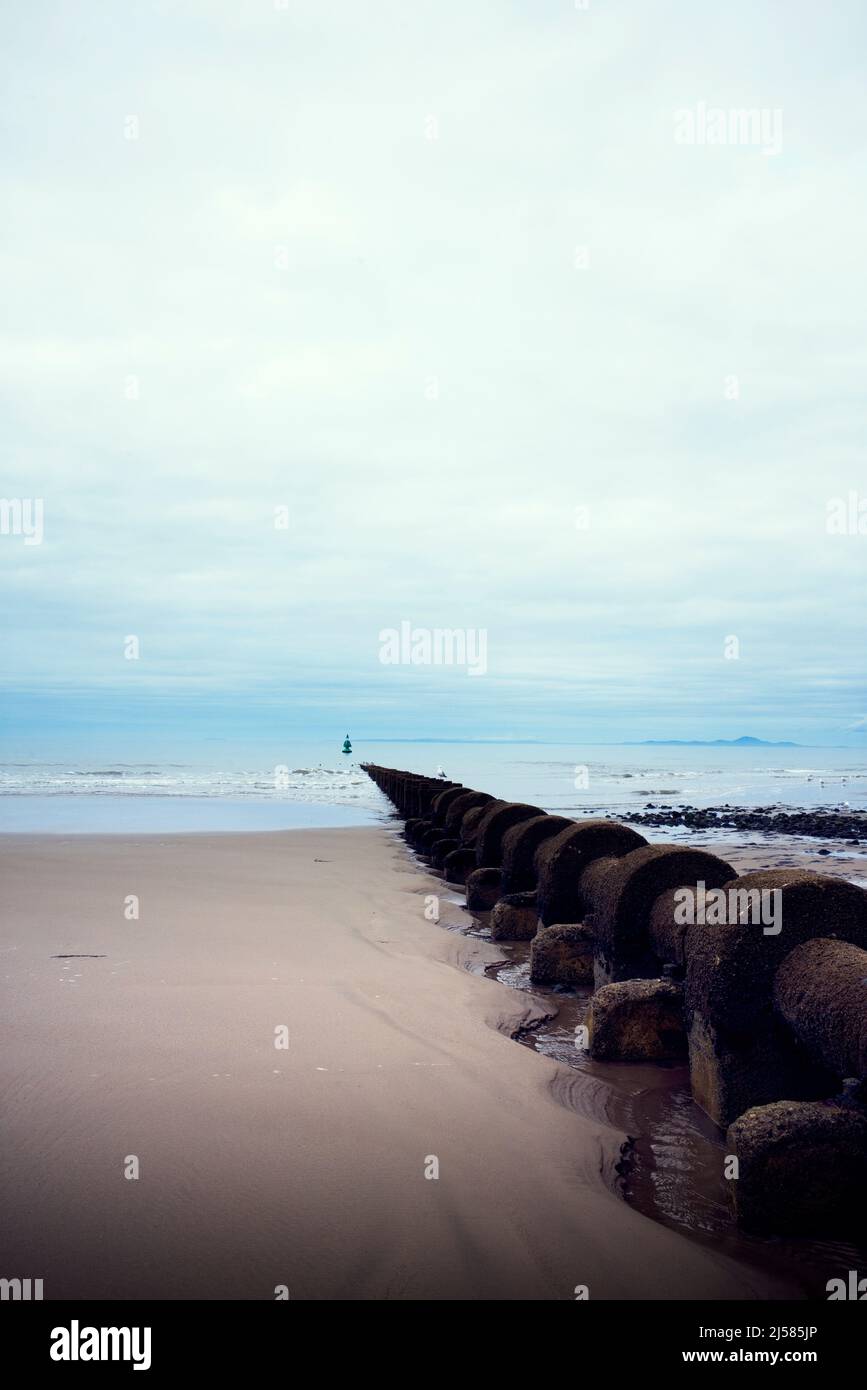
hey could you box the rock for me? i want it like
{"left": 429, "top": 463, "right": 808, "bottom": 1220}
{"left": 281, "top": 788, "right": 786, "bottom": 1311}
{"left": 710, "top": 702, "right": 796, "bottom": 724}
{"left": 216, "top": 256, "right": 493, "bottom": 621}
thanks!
{"left": 587, "top": 979, "right": 686, "bottom": 1061}
{"left": 443, "top": 847, "right": 476, "bottom": 885}
{"left": 490, "top": 892, "right": 540, "bottom": 941}
{"left": 626, "top": 801, "right": 867, "bottom": 846}
{"left": 727, "top": 1100, "right": 867, "bottom": 1235}
{"left": 530, "top": 923, "right": 594, "bottom": 985}
{"left": 466, "top": 867, "right": 503, "bottom": 911}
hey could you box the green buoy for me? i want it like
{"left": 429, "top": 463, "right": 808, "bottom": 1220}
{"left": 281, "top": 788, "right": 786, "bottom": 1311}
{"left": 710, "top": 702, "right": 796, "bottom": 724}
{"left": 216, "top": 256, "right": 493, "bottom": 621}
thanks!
{"left": 342, "top": 734, "right": 352, "bottom": 755}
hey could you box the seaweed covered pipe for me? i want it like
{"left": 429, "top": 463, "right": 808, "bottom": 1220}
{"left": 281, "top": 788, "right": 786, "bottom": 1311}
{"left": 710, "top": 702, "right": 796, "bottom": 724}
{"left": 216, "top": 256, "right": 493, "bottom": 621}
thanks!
{"left": 362, "top": 765, "right": 867, "bottom": 1238}
{"left": 684, "top": 871, "right": 867, "bottom": 1128}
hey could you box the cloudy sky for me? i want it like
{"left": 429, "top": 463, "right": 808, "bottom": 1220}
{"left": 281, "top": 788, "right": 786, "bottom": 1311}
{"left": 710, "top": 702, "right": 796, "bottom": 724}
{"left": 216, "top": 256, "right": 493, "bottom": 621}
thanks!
{"left": 2, "top": 0, "right": 866, "bottom": 749}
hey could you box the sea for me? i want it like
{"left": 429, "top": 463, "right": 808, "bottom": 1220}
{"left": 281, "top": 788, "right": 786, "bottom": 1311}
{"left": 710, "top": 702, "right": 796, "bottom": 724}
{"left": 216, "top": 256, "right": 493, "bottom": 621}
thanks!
{"left": 0, "top": 740, "right": 863, "bottom": 833}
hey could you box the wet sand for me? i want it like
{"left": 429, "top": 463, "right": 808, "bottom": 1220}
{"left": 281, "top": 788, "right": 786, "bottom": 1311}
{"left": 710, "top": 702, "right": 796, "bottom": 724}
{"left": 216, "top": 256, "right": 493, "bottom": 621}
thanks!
{"left": 0, "top": 825, "right": 797, "bottom": 1301}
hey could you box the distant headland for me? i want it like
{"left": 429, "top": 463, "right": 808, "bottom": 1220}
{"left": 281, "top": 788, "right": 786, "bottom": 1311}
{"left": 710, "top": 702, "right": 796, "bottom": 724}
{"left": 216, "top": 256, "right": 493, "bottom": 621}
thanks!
{"left": 625, "top": 736, "right": 799, "bottom": 747}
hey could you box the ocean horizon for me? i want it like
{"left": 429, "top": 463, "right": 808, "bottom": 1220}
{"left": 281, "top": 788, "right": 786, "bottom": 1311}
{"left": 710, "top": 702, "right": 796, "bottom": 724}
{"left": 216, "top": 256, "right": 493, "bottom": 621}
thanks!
{"left": 2, "top": 740, "right": 863, "bottom": 832}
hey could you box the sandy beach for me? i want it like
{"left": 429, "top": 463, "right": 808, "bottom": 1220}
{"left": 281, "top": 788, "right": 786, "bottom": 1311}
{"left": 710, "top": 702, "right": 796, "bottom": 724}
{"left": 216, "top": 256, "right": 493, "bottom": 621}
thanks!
{"left": 0, "top": 823, "right": 802, "bottom": 1301}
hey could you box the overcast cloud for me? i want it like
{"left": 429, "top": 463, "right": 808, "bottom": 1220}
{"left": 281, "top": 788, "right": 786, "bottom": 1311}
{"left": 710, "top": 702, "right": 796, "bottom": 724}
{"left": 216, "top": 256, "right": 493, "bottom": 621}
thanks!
{"left": 2, "top": 0, "right": 866, "bottom": 744}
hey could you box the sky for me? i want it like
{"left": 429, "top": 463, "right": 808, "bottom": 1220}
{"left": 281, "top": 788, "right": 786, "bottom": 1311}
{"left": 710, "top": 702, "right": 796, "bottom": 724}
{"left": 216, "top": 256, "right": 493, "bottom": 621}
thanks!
{"left": 2, "top": 0, "right": 866, "bottom": 750}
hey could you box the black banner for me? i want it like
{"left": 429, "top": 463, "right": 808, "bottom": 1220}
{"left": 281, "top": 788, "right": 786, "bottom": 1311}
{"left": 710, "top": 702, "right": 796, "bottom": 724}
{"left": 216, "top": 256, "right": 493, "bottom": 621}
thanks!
{"left": 3, "top": 1298, "right": 863, "bottom": 1377}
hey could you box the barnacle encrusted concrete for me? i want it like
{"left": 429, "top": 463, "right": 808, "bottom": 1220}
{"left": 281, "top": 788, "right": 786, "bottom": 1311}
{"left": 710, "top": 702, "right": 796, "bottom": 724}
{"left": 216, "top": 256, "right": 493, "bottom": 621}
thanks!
{"left": 726, "top": 1099, "right": 867, "bottom": 1235}
{"left": 684, "top": 871, "right": 867, "bottom": 1127}
{"left": 530, "top": 923, "right": 595, "bottom": 985}
{"left": 535, "top": 821, "right": 647, "bottom": 928}
{"left": 587, "top": 979, "right": 686, "bottom": 1062}
{"left": 489, "top": 892, "right": 540, "bottom": 941}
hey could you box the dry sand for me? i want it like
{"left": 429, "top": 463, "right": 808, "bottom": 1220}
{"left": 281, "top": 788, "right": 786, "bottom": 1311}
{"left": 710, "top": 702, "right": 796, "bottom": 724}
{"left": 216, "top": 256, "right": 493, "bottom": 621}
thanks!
{"left": 0, "top": 825, "right": 798, "bottom": 1301}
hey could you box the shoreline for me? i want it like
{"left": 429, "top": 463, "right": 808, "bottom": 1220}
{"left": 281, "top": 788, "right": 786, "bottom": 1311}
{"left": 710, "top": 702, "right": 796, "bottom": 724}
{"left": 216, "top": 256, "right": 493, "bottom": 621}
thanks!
{"left": 0, "top": 823, "right": 799, "bottom": 1300}
{"left": 627, "top": 803, "right": 867, "bottom": 843}
{"left": 0, "top": 795, "right": 383, "bottom": 835}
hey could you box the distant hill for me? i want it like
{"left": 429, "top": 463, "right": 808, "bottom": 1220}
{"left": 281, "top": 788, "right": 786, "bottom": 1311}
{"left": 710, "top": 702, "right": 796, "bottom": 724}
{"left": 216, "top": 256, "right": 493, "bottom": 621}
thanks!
{"left": 628, "top": 736, "right": 799, "bottom": 747}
